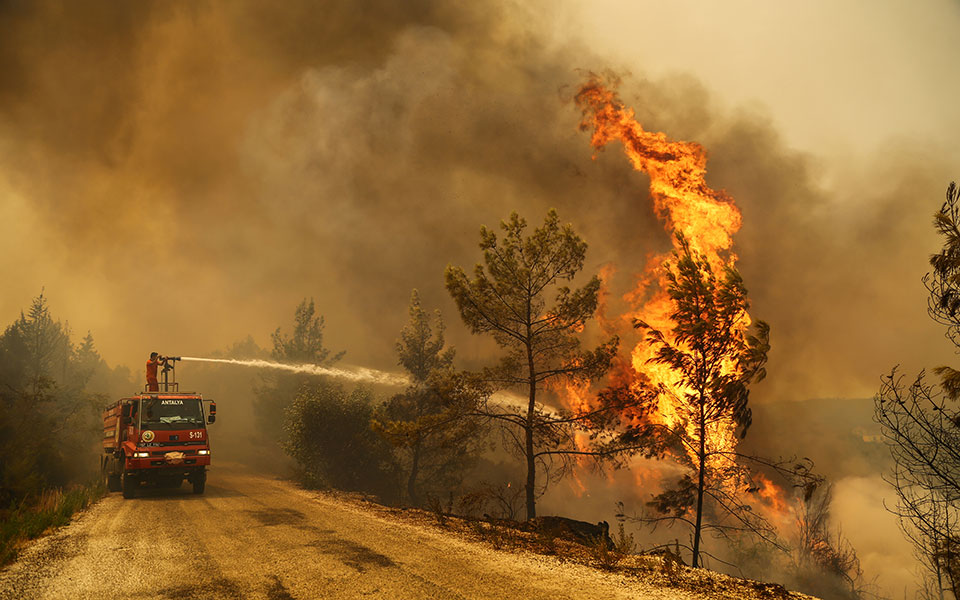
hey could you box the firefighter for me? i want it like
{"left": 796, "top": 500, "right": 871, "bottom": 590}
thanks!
{"left": 146, "top": 352, "right": 166, "bottom": 392}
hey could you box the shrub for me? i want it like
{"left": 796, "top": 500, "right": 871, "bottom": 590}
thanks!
{"left": 283, "top": 383, "right": 400, "bottom": 502}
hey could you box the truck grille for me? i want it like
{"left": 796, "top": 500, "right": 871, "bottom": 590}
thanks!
{"left": 150, "top": 449, "right": 202, "bottom": 456}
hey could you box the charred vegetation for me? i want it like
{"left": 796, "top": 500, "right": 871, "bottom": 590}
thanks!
{"left": 876, "top": 181, "right": 960, "bottom": 599}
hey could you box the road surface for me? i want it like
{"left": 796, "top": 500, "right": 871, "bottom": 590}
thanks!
{"left": 0, "top": 463, "right": 708, "bottom": 600}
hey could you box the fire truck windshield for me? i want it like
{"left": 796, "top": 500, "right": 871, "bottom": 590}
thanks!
{"left": 141, "top": 397, "right": 204, "bottom": 429}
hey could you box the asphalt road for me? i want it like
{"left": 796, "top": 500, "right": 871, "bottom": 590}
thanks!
{"left": 0, "top": 463, "right": 700, "bottom": 600}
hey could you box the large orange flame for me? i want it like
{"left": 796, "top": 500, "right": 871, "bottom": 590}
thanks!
{"left": 575, "top": 77, "right": 743, "bottom": 452}
{"left": 572, "top": 76, "right": 788, "bottom": 517}
{"left": 575, "top": 79, "right": 741, "bottom": 263}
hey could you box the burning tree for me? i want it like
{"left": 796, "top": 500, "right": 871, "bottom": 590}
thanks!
{"left": 372, "top": 290, "right": 486, "bottom": 506}
{"left": 445, "top": 209, "right": 618, "bottom": 519}
{"left": 789, "top": 482, "right": 869, "bottom": 599}
{"left": 876, "top": 181, "right": 960, "bottom": 600}
{"left": 572, "top": 76, "right": 787, "bottom": 567}
{"left": 637, "top": 234, "right": 771, "bottom": 568}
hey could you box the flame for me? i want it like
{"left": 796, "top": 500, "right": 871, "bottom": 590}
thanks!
{"left": 569, "top": 467, "right": 588, "bottom": 497}
{"left": 575, "top": 79, "right": 741, "bottom": 264}
{"left": 754, "top": 472, "right": 789, "bottom": 516}
{"left": 569, "top": 76, "right": 788, "bottom": 520}
{"left": 575, "top": 77, "right": 744, "bottom": 460}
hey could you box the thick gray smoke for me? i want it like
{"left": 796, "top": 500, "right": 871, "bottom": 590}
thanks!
{"left": 1, "top": 1, "right": 956, "bottom": 596}
{"left": 0, "top": 0, "right": 953, "bottom": 400}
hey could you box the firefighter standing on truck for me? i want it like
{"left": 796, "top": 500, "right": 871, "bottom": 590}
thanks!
{"left": 145, "top": 352, "right": 166, "bottom": 391}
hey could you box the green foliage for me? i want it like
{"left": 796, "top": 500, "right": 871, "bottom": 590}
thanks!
{"left": 255, "top": 299, "right": 344, "bottom": 444}
{"left": 445, "top": 209, "right": 618, "bottom": 519}
{"left": 374, "top": 370, "right": 485, "bottom": 505}
{"left": 271, "top": 299, "right": 345, "bottom": 365}
{"left": 372, "top": 291, "right": 485, "bottom": 506}
{"left": 636, "top": 234, "right": 769, "bottom": 568}
{"left": 283, "top": 383, "right": 399, "bottom": 501}
{"left": 0, "top": 293, "right": 127, "bottom": 508}
{"left": 395, "top": 290, "right": 455, "bottom": 383}
{"left": 0, "top": 482, "right": 104, "bottom": 566}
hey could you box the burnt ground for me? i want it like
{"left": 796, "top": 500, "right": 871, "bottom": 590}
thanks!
{"left": 0, "top": 463, "right": 815, "bottom": 600}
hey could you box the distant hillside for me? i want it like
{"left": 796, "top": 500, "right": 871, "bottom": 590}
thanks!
{"left": 745, "top": 397, "right": 889, "bottom": 481}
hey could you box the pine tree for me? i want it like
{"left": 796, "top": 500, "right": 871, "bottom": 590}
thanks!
{"left": 446, "top": 209, "right": 617, "bottom": 519}
{"left": 0, "top": 294, "right": 113, "bottom": 502}
{"left": 15, "top": 292, "right": 68, "bottom": 399}
{"left": 373, "top": 291, "right": 483, "bottom": 506}
{"left": 637, "top": 234, "right": 769, "bottom": 568}
{"left": 255, "top": 299, "right": 344, "bottom": 443}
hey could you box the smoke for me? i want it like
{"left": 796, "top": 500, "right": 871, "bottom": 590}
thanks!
{"left": 1, "top": 1, "right": 956, "bottom": 596}
{"left": 0, "top": 0, "right": 953, "bottom": 402}
{"left": 830, "top": 475, "right": 918, "bottom": 597}
{"left": 179, "top": 356, "right": 408, "bottom": 387}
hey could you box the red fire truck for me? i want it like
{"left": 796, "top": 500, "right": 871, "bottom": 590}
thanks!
{"left": 101, "top": 357, "right": 216, "bottom": 499}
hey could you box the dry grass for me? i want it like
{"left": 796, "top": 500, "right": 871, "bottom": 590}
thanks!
{"left": 0, "top": 482, "right": 105, "bottom": 566}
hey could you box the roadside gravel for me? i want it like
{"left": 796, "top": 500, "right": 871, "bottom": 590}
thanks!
{"left": 0, "top": 463, "right": 813, "bottom": 600}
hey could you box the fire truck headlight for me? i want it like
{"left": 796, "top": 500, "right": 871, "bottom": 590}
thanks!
{"left": 197, "top": 450, "right": 209, "bottom": 455}
{"left": 134, "top": 452, "right": 150, "bottom": 458}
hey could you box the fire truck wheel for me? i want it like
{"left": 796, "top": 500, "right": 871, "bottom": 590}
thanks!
{"left": 121, "top": 470, "right": 137, "bottom": 499}
{"left": 104, "top": 456, "right": 121, "bottom": 492}
{"left": 192, "top": 473, "right": 206, "bottom": 495}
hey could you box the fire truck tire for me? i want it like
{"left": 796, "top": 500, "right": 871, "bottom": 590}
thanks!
{"left": 121, "top": 470, "right": 137, "bottom": 499}
{"left": 192, "top": 473, "right": 206, "bottom": 495}
{"left": 104, "top": 456, "right": 122, "bottom": 492}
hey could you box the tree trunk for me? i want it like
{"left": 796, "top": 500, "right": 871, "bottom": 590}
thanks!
{"left": 525, "top": 328, "right": 537, "bottom": 520}
{"left": 692, "top": 395, "right": 707, "bottom": 568}
{"left": 407, "top": 437, "right": 421, "bottom": 507}
{"left": 525, "top": 371, "right": 537, "bottom": 519}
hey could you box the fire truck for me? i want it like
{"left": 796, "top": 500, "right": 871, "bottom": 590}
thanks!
{"left": 101, "top": 357, "right": 216, "bottom": 499}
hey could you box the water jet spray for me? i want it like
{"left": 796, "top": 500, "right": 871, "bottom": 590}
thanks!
{"left": 178, "top": 356, "right": 409, "bottom": 387}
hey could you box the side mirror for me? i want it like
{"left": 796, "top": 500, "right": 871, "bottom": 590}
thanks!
{"left": 207, "top": 400, "right": 216, "bottom": 424}
{"left": 207, "top": 415, "right": 216, "bottom": 424}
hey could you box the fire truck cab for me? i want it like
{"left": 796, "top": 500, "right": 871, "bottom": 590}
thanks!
{"left": 101, "top": 358, "right": 216, "bottom": 498}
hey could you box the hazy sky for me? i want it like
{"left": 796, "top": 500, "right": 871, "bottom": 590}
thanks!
{"left": 566, "top": 1, "right": 960, "bottom": 157}
{"left": 1, "top": 0, "right": 957, "bottom": 403}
